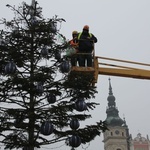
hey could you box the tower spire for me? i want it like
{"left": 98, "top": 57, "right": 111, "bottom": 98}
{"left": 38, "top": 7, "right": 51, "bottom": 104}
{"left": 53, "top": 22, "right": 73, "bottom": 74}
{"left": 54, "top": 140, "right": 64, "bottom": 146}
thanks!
{"left": 109, "top": 78, "right": 113, "bottom": 95}
{"left": 103, "top": 79, "right": 130, "bottom": 150}
{"left": 105, "top": 78, "right": 124, "bottom": 126}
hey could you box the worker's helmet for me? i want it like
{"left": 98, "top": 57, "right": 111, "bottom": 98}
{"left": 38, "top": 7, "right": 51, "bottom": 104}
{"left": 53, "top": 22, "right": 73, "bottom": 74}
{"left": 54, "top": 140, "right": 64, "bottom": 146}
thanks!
{"left": 72, "top": 31, "right": 78, "bottom": 35}
{"left": 83, "top": 25, "right": 89, "bottom": 30}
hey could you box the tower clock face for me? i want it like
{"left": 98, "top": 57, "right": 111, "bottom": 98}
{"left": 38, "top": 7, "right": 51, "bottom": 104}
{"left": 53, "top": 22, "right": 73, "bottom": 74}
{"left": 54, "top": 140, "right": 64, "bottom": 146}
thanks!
{"left": 115, "top": 130, "right": 120, "bottom": 135}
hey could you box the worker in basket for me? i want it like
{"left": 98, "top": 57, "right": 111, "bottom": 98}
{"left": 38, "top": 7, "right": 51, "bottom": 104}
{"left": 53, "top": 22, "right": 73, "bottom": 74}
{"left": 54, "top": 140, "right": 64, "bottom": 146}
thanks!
{"left": 67, "top": 30, "right": 79, "bottom": 66}
{"left": 78, "top": 25, "right": 97, "bottom": 67}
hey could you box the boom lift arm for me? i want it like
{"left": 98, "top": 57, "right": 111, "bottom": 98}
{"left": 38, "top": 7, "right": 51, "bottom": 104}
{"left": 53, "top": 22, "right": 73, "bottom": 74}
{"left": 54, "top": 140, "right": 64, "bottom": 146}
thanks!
{"left": 71, "top": 55, "right": 150, "bottom": 84}
{"left": 94, "top": 56, "right": 150, "bottom": 82}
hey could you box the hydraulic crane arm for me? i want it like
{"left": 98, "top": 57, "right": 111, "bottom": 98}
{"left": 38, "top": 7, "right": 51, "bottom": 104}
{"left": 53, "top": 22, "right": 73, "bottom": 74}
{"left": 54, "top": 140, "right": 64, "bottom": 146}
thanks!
{"left": 98, "top": 67, "right": 150, "bottom": 79}
{"left": 71, "top": 55, "right": 150, "bottom": 85}
{"left": 94, "top": 56, "right": 150, "bottom": 83}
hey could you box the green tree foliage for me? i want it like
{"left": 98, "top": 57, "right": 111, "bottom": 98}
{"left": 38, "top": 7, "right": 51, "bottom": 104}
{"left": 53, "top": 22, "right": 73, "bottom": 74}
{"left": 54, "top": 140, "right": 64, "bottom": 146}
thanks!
{"left": 0, "top": 1, "right": 107, "bottom": 149}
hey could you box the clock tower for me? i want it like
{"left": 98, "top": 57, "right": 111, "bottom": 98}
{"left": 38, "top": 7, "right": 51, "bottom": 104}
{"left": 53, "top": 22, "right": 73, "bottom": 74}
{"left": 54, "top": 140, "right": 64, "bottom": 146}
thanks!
{"left": 103, "top": 79, "right": 130, "bottom": 150}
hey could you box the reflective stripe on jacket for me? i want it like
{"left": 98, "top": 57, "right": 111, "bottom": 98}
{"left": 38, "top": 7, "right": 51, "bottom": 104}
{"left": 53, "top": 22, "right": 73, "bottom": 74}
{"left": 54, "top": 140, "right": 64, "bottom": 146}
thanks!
{"left": 78, "top": 32, "right": 92, "bottom": 39}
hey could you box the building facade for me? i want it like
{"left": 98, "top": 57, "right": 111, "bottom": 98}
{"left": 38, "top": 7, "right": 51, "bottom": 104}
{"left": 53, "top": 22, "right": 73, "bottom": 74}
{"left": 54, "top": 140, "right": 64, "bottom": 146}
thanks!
{"left": 103, "top": 79, "right": 150, "bottom": 150}
{"left": 130, "top": 133, "right": 150, "bottom": 150}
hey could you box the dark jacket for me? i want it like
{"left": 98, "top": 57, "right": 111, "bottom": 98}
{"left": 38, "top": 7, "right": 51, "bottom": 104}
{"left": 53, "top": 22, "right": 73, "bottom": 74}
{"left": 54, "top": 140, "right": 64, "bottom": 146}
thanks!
{"left": 78, "top": 30, "right": 97, "bottom": 52}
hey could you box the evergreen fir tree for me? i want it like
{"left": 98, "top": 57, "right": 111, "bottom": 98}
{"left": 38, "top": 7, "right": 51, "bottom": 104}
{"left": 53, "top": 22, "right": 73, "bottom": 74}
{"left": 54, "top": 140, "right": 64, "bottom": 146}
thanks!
{"left": 0, "top": 1, "right": 107, "bottom": 149}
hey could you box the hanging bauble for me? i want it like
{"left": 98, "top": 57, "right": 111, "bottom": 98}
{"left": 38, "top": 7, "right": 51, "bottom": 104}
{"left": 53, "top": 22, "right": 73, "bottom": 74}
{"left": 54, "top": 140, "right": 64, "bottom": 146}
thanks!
{"left": 55, "top": 51, "right": 61, "bottom": 61}
{"left": 70, "top": 118, "right": 80, "bottom": 130}
{"left": 50, "top": 22, "right": 57, "bottom": 33}
{"left": 40, "top": 121, "right": 54, "bottom": 136}
{"left": 41, "top": 47, "right": 48, "bottom": 58}
{"left": 69, "top": 135, "right": 81, "bottom": 148}
{"left": 36, "top": 83, "right": 44, "bottom": 95}
{"left": 30, "top": 17, "right": 38, "bottom": 26}
{"left": 75, "top": 99, "right": 87, "bottom": 112}
{"left": 60, "top": 61, "right": 70, "bottom": 73}
{"left": 47, "top": 93, "right": 56, "bottom": 104}
{"left": 4, "top": 61, "right": 16, "bottom": 74}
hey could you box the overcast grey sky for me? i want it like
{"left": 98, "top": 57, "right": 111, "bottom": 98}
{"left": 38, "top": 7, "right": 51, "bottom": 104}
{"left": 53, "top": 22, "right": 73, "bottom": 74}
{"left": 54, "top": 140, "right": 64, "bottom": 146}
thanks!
{"left": 0, "top": 0, "right": 150, "bottom": 150}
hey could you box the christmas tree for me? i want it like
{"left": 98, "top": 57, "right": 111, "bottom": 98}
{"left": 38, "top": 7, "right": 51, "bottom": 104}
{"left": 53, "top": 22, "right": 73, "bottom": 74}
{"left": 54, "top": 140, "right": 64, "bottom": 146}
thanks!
{"left": 0, "top": 1, "right": 107, "bottom": 149}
